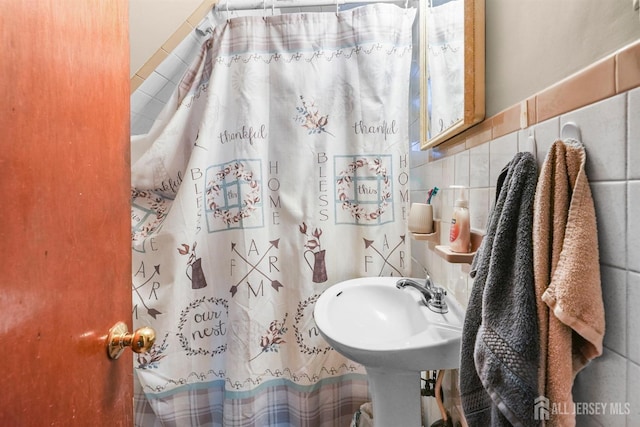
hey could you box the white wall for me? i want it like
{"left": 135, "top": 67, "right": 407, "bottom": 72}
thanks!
{"left": 129, "top": 0, "right": 203, "bottom": 76}
{"left": 485, "top": 0, "right": 640, "bottom": 116}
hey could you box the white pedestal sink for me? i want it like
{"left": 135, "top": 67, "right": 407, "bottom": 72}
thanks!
{"left": 313, "top": 277, "right": 464, "bottom": 426}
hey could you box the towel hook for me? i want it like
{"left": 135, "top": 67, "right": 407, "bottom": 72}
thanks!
{"left": 528, "top": 128, "right": 538, "bottom": 162}
{"left": 561, "top": 122, "right": 581, "bottom": 141}
{"left": 226, "top": 0, "right": 231, "bottom": 22}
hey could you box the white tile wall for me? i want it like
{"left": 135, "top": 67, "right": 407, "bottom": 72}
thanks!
{"left": 488, "top": 132, "right": 517, "bottom": 185}
{"left": 628, "top": 272, "right": 640, "bottom": 366}
{"left": 600, "top": 265, "right": 627, "bottom": 356}
{"left": 591, "top": 182, "right": 627, "bottom": 269}
{"left": 453, "top": 150, "right": 470, "bottom": 187}
{"left": 529, "top": 117, "right": 560, "bottom": 169}
{"left": 409, "top": 86, "right": 640, "bottom": 426}
{"left": 172, "top": 32, "right": 205, "bottom": 64}
{"left": 628, "top": 356, "right": 640, "bottom": 424}
{"left": 573, "top": 349, "right": 627, "bottom": 427}
{"left": 138, "top": 71, "right": 171, "bottom": 96}
{"left": 469, "top": 143, "right": 489, "bottom": 188}
{"left": 629, "top": 89, "right": 640, "bottom": 180}
{"left": 130, "top": 15, "right": 212, "bottom": 135}
{"left": 562, "top": 94, "right": 627, "bottom": 182}
{"left": 629, "top": 181, "right": 640, "bottom": 272}
{"left": 468, "top": 187, "right": 489, "bottom": 231}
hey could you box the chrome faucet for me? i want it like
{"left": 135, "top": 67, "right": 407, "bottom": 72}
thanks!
{"left": 396, "top": 269, "right": 448, "bottom": 314}
{"left": 396, "top": 277, "right": 434, "bottom": 302}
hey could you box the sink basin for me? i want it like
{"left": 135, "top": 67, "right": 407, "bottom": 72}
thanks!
{"left": 313, "top": 276, "right": 464, "bottom": 426}
{"left": 313, "top": 276, "right": 464, "bottom": 371}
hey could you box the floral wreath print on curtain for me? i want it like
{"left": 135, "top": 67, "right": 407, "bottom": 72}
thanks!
{"left": 205, "top": 160, "right": 262, "bottom": 231}
{"left": 131, "top": 188, "right": 171, "bottom": 250}
{"left": 336, "top": 156, "right": 392, "bottom": 223}
{"left": 299, "top": 222, "right": 328, "bottom": 283}
{"left": 176, "top": 296, "right": 229, "bottom": 357}
{"left": 293, "top": 294, "right": 332, "bottom": 356}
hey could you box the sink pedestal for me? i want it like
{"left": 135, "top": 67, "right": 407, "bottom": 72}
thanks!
{"left": 366, "top": 367, "right": 422, "bottom": 427}
{"left": 313, "top": 277, "right": 464, "bottom": 426}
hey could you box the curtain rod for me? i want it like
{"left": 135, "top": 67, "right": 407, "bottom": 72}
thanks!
{"left": 214, "top": 0, "right": 410, "bottom": 12}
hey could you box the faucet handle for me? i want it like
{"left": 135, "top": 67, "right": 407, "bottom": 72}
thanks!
{"left": 427, "top": 287, "right": 448, "bottom": 314}
{"left": 424, "top": 268, "right": 433, "bottom": 289}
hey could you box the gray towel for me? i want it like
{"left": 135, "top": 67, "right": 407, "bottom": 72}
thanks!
{"left": 460, "top": 152, "right": 539, "bottom": 427}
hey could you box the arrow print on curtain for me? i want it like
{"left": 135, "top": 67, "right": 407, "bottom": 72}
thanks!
{"left": 363, "top": 235, "right": 406, "bottom": 276}
{"left": 230, "top": 239, "right": 283, "bottom": 297}
{"left": 132, "top": 264, "right": 163, "bottom": 319}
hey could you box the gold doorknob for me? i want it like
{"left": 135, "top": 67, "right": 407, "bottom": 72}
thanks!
{"left": 107, "top": 321, "right": 156, "bottom": 360}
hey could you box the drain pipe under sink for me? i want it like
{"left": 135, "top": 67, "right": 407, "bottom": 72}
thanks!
{"left": 430, "top": 370, "right": 453, "bottom": 427}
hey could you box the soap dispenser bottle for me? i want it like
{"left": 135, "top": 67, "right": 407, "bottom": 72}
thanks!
{"left": 449, "top": 188, "right": 470, "bottom": 253}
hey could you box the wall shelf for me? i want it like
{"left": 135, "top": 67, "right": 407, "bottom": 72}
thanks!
{"left": 433, "top": 230, "right": 483, "bottom": 264}
{"left": 410, "top": 220, "right": 439, "bottom": 244}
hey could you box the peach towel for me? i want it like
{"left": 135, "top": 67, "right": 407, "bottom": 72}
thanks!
{"left": 533, "top": 139, "right": 605, "bottom": 427}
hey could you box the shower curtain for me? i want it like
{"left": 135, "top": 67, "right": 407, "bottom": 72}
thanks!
{"left": 130, "top": 4, "right": 415, "bottom": 426}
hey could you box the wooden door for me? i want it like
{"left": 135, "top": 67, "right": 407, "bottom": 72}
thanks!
{"left": 0, "top": 1, "right": 132, "bottom": 425}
